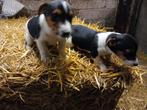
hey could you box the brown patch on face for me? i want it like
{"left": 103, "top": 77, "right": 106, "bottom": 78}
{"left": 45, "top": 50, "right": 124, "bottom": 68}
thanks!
{"left": 107, "top": 37, "right": 117, "bottom": 48}
{"left": 108, "top": 41, "right": 117, "bottom": 47}
{"left": 116, "top": 51, "right": 126, "bottom": 60}
{"left": 46, "top": 17, "right": 58, "bottom": 33}
{"left": 53, "top": 9, "right": 62, "bottom": 15}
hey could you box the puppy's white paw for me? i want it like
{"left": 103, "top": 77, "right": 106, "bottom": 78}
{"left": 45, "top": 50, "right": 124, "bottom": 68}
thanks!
{"left": 100, "top": 68, "right": 108, "bottom": 72}
{"left": 41, "top": 55, "right": 49, "bottom": 63}
{"left": 100, "top": 65, "right": 108, "bottom": 72}
{"left": 25, "top": 43, "right": 33, "bottom": 50}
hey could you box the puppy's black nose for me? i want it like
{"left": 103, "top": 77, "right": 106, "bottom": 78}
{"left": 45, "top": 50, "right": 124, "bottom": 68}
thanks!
{"left": 133, "top": 63, "right": 138, "bottom": 66}
{"left": 61, "top": 32, "right": 70, "bottom": 38}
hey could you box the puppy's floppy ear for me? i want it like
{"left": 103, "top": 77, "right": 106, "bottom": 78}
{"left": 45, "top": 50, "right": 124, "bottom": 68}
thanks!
{"left": 106, "top": 35, "right": 117, "bottom": 47}
{"left": 38, "top": 3, "right": 49, "bottom": 15}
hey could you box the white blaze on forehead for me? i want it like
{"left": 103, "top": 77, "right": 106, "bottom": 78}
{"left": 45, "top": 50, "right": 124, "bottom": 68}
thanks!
{"left": 62, "top": 1, "right": 68, "bottom": 13}
{"left": 59, "top": 20, "right": 72, "bottom": 33}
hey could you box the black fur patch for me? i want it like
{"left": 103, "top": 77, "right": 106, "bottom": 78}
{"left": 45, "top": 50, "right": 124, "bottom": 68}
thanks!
{"left": 107, "top": 33, "right": 138, "bottom": 60}
{"left": 42, "top": 1, "right": 73, "bottom": 23}
{"left": 27, "top": 16, "right": 41, "bottom": 39}
{"left": 71, "top": 25, "right": 98, "bottom": 58}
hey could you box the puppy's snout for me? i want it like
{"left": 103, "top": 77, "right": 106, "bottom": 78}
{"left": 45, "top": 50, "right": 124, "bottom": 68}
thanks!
{"left": 124, "top": 58, "right": 139, "bottom": 66}
{"left": 61, "top": 32, "right": 70, "bottom": 38}
{"left": 59, "top": 21, "right": 72, "bottom": 38}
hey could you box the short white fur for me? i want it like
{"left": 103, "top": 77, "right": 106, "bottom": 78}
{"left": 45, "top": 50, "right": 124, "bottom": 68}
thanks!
{"left": 97, "top": 32, "right": 114, "bottom": 55}
{"left": 25, "top": 14, "right": 67, "bottom": 62}
{"left": 59, "top": 20, "right": 72, "bottom": 35}
{"left": 61, "top": 1, "right": 68, "bottom": 13}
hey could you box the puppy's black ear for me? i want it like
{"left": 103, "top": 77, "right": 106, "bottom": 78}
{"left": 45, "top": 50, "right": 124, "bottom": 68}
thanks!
{"left": 106, "top": 35, "right": 117, "bottom": 47}
{"left": 38, "top": 3, "right": 49, "bottom": 15}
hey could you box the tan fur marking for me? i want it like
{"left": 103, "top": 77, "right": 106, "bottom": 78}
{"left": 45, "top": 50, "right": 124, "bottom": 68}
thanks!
{"left": 53, "top": 9, "right": 62, "bottom": 14}
{"left": 46, "top": 17, "right": 58, "bottom": 33}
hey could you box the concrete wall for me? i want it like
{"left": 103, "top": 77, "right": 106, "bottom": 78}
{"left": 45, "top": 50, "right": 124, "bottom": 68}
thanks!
{"left": 68, "top": 0, "right": 118, "bottom": 27}
{"left": 18, "top": 0, "right": 118, "bottom": 27}
{"left": 0, "top": 1, "right": 2, "bottom": 13}
{"left": 136, "top": 0, "right": 147, "bottom": 53}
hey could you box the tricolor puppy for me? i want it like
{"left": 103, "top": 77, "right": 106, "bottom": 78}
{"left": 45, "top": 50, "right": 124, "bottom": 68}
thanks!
{"left": 25, "top": 0, "right": 73, "bottom": 62}
{"left": 66, "top": 25, "right": 138, "bottom": 72}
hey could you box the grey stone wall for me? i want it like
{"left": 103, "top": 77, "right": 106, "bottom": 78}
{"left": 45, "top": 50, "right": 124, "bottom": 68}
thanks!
{"left": 18, "top": 0, "right": 118, "bottom": 27}
{"left": 136, "top": 0, "right": 147, "bottom": 53}
{"left": 18, "top": 0, "right": 50, "bottom": 15}
{"left": 69, "top": 0, "right": 118, "bottom": 26}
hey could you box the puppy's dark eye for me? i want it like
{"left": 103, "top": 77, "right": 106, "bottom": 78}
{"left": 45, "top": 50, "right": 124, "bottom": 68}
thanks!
{"left": 51, "top": 14, "right": 60, "bottom": 22}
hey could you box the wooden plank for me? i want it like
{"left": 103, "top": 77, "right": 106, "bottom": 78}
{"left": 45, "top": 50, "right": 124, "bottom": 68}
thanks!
{"left": 127, "top": 0, "right": 143, "bottom": 35}
{"left": 114, "top": 0, "right": 133, "bottom": 33}
{"left": 0, "top": 1, "right": 3, "bottom": 14}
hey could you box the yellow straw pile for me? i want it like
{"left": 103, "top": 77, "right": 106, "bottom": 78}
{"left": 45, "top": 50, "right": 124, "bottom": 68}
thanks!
{"left": 0, "top": 17, "right": 143, "bottom": 96}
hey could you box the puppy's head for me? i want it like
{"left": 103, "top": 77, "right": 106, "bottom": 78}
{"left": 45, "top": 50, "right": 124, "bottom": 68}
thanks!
{"left": 106, "top": 33, "right": 138, "bottom": 66}
{"left": 38, "top": 0, "right": 73, "bottom": 38}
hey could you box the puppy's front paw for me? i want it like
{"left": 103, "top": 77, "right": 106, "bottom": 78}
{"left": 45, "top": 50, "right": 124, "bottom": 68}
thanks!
{"left": 100, "top": 68, "right": 108, "bottom": 73}
{"left": 25, "top": 44, "right": 33, "bottom": 51}
{"left": 41, "top": 55, "right": 49, "bottom": 63}
{"left": 100, "top": 65, "right": 108, "bottom": 72}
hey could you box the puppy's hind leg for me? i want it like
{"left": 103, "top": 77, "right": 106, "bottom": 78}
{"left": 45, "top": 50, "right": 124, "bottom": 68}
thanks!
{"left": 25, "top": 29, "right": 34, "bottom": 51}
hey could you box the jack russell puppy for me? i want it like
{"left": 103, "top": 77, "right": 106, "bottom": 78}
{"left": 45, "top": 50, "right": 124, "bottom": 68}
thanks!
{"left": 25, "top": 0, "right": 73, "bottom": 62}
{"left": 66, "top": 25, "right": 139, "bottom": 72}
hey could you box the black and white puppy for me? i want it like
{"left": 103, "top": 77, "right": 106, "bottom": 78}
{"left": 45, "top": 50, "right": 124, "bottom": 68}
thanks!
{"left": 66, "top": 25, "right": 138, "bottom": 72}
{"left": 25, "top": 0, "right": 73, "bottom": 62}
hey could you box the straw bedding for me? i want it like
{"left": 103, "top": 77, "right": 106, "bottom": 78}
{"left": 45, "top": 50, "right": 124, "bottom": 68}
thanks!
{"left": 0, "top": 17, "right": 143, "bottom": 110}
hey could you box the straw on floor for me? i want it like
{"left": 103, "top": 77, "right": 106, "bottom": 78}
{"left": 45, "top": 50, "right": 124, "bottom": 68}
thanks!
{"left": 0, "top": 17, "right": 143, "bottom": 110}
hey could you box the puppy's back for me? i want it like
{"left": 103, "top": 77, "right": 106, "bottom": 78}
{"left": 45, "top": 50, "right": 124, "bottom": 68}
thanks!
{"left": 71, "top": 25, "right": 97, "bottom": 49}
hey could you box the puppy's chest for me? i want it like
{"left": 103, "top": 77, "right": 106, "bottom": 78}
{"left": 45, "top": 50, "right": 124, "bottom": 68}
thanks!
{"left": 39, "top": 33, "right": 60, "bottom": 45}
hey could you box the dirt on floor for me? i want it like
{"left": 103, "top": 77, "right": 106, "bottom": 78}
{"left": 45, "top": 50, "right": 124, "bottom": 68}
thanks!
{"left": 117, "top": 81, "right": 147, "bottom": 110}
{"left": 117, "top": 55, "right": 147, "bottom": 110}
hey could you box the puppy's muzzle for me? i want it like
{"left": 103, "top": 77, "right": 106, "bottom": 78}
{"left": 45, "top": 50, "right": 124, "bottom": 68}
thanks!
{"left": 59, "top": 21, "right": 72, "bottom": 38}
{"left": 133, "top": 62, "right": 138, "bottom": 66}
{"left": 124, "top": 58, "right": 139, "bottom": 66}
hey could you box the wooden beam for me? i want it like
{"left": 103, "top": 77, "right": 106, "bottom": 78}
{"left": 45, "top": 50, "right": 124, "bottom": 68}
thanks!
{"left": 127, "top": 0, "right": 143, "bottom": 36}
{"left": 114, "top": 0, "right": 133, "bottom": 33}
{"left": 114, "top": 0, "right": 143, "bottom": 36}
